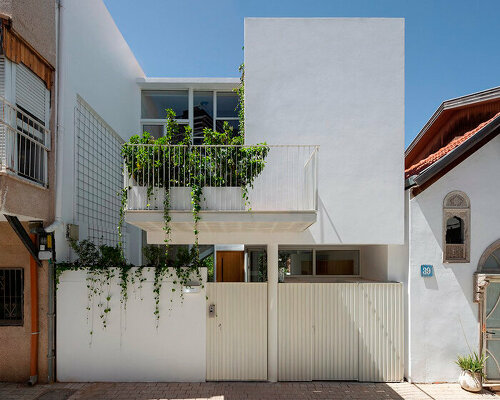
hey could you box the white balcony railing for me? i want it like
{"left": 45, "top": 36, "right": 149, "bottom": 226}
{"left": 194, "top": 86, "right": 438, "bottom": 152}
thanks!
{"left": 124, "top": 144, "right": 319, "bottom": 212}
{"left": 0, "top": 96, "right": 50, "bottom": 187}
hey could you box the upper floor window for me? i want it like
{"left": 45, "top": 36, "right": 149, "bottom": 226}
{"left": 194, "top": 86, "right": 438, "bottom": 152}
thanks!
{"left": 443, "top": 191, "right": 470, "bottom": 263}
{"left": 141, "top": 90, "right": 239, "bottom": 144}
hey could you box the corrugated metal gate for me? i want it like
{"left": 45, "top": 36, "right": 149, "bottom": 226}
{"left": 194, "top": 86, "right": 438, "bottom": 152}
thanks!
{"left": 279, "top": 282, "right": 403, "bottom": 382}
{"left": 206, "top": 283, "right": 268, "bottom": 381}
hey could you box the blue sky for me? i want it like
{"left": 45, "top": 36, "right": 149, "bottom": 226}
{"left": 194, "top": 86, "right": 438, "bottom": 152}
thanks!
{"left": 103, "top": 0, "right": 500, "bottom": 148}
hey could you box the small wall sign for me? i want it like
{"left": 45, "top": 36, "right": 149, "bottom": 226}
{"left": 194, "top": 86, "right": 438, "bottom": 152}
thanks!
{"left": 421, "top": 265, "right": 433, "bottom": 277}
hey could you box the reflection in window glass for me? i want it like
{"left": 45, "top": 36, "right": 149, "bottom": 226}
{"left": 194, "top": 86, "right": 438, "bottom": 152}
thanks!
{"left": 216, "top": 92, "right": 239, "bottom": 118}
{"left": 172, "top": 123, "right": 189, "bottom": 144}
{"left": 142, "top": 124, "right": 164, "bottom": 139}
{"left": 141, "top": 90, "right": 189, "bottom": 119}
{"left": 215, "top": 119, "right": 239, "bottom": 136}
{"left": 248, "top": 249, "right": 267, "bottom": 282}
{"left": 279, "top": 250, "right": 313, "bottom": 276}
{"left": 316, "top": 250, "right": 359, "bottom": 275}
{"left": 193, "top": 91, "right": 214, "bottom": 138}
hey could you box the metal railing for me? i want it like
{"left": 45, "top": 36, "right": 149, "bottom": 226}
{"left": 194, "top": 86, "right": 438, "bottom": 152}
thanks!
{"left": 0, "top": 96, "right": 50, "bottom": 187}
{"left": 124, "top": 144, "right": 319, "bottom": 212}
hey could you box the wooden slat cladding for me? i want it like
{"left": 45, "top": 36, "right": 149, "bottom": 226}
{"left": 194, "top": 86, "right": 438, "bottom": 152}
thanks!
{"left": 1, "top": 20, "right": 54, "bottom": 89}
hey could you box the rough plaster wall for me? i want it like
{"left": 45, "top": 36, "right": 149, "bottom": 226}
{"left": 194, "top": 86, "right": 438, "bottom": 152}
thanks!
{"left": 0, "top": 0, "right": 56, "bottom": 66}
{"left": 408, "top": 135, "right": 500, "bottom": 383}
{"left": 0, "top": 222, "right": 49, "bottom": 383}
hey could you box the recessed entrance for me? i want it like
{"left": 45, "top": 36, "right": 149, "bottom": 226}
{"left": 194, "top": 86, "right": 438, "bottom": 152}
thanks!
{"left": 216, "top": 251, "right": 244, "bottom": 282}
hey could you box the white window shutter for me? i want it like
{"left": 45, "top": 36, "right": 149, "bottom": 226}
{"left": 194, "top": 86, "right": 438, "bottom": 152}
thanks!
{"left": 15, "top": 63, "right": 48, "bottom": 124}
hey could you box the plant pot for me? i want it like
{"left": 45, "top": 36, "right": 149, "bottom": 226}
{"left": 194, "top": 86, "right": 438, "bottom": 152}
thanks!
{"left": 459, "top": 370, "right": 482, "bottom": 392}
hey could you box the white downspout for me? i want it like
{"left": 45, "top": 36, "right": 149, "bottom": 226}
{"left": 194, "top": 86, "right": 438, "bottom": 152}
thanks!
{"left": 44, "top": 0, "right": 63, "bottom": 234}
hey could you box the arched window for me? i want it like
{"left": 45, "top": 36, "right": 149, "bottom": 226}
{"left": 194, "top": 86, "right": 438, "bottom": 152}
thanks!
{"left": 446, "top": 216, "right": 464, "bottom": 244}
{"left": 443, "top": 191, "right": 470, "bottom": 263}
{"left": 478, "top": 240, "right": 500, "bottom": 273}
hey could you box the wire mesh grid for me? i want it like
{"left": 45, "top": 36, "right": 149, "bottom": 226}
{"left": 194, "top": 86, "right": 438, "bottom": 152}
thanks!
{"left": 74, "top": 99, "right": 126, "bottom": 251}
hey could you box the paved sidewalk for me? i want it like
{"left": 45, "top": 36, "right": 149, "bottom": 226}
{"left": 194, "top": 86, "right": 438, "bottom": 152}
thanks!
{"left": 0, "top": 381, "right": 499, "bottom": 400}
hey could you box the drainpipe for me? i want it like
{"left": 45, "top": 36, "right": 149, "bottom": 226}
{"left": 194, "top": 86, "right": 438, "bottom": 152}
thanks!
{"left": 28, "top": 234, "right": 39, "bottom": 386}
{"left": 44, "top": 0, "right": 63, "bottom": 235}
{"left": 44, "top": 0, "right": 63, "bottom": 384}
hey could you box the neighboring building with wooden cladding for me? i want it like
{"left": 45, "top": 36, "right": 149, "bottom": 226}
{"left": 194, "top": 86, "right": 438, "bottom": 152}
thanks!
{"left": 403, "top": 87, "right": 500, "bottom": 383}
{"left": 0, "top": 0, "right": 56, "bottom": 384}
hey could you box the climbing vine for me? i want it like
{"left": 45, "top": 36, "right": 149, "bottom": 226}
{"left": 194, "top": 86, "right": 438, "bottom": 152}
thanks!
{"left": 57, "top": 64, "right": 268, "bottom": 330}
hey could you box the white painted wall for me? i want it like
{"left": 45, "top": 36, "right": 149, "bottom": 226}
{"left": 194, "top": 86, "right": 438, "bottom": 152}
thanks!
{"left": 244, "top": 18, "right": 405, "bottom": 245}
{"left": 56, "top": 0, "right": 145, "bottom": 264}
{"left": 56, "top": 269, "right": 207, "bottom": 382}
{"left": 408, "top": 135, "right": 500, "bottom": 382}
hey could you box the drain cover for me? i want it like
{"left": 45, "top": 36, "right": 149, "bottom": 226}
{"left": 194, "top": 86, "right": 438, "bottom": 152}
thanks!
{"left": 36, "top": 389, "right": 76, "bottom": 400}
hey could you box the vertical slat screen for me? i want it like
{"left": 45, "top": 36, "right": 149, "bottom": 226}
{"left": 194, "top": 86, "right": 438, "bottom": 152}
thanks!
{"left": 358, "top": 283, "right": 404, "bottom": 382}
{"left": 206, "top": 283, "right": 267, "bottom": 381}
{"left": 278, "top": 282, "right": 403, "bottom": 382}
{"left": 278, "top": 283, "right": 312, "bottom": 381}
{"left": 313, "top": 283, "right": 358, "bottom": 380}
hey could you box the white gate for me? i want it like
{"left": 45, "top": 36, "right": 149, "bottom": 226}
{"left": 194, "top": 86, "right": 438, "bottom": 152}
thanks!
{"left": 206, "top": 283, "right": 267, "bottom": 381}
{"left": 279, "top": 282, "right": 403, "bottom": 382}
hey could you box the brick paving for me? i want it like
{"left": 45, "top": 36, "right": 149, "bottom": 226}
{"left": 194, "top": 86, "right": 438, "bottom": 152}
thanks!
{"left": 0, "top": 381, "right": 499, "bottom": 400}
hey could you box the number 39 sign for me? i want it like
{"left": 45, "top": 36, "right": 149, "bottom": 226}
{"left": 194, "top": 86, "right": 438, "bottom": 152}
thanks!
{"left": 421, "top": 265, "right": 433, "bottom": 277}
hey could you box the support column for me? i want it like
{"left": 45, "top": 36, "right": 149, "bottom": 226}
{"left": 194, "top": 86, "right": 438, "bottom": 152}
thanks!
{"left": 267, "top": 243, "right": 278, "bottom": 382}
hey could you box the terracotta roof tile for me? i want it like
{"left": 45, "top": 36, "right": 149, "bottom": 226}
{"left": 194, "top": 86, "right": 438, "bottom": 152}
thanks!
{"left": 405, "top": 111, "right": 500, "bottom": 179}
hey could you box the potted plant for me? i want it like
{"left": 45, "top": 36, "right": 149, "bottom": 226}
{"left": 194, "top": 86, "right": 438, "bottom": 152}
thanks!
{"left": 456, "top": 352, "right": 487, "bottom": 392}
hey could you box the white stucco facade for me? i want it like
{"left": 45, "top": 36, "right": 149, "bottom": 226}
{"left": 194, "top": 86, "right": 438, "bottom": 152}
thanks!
{"left": 407, "top": 135, "right": 500, "bottom": 382}
{"left": 57, "top": 269, "right": 207, "bottom": 382}
{"left": 244, "top": 18, "right": 405, "bottom": 245}
{"left": 56, "top": 0, "right": 145, "bottom": 264}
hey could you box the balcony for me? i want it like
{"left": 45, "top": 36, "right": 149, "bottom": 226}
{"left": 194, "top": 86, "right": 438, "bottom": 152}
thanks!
{"left": 124, "top": 144, "right": 319, "bottom": 233}
{"left": 0, "top": 96, "right": 50, "bottom": 187}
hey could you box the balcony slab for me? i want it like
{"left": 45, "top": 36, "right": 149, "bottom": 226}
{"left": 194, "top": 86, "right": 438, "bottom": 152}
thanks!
{"left": 125, "top": 210, "right": 317, "bottom": 233}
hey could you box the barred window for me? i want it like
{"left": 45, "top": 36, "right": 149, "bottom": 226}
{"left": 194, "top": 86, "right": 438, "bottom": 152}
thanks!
{"left": 0, "top": 268, "right": 24, "bottom": 325}
{"left": 443, "top": 191, "right": 470, "bottom": 263}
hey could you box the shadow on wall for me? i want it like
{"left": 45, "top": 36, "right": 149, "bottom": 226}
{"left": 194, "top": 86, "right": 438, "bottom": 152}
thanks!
{"left": 318, "top": 196, "right": 343, "bottom": 243}
{"left": 415, "top": 195, "right": 477, "bottom": 317}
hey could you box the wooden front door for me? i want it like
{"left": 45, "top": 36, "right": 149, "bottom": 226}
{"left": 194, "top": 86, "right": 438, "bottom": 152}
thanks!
{"left": 216, "top": 251, "right": 244, "bottom": 282}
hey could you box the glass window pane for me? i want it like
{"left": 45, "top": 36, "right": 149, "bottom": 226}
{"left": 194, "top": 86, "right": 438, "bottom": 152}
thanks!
{"left": 248, "top": 249, "right": 267, "bottom": 282}
{"left": 141, "top": 90, "right": 189, "bottom": 119}
{"left": 216, "top": 92, "right": 239, "bottom": 118}
{"left": 172, "top": 123, "right": 189, "bottom": 144}
{"left": 279, "top": 250, "right": 313, "bottom": 276}
{"left": 142, "top": 124, "right": 163, "bottom": 139}
{"left": 316, "top": 250, "right": 359, "bottom": 275}
{"left": 193, "top": 91, "right": 214, "bottom": 138}
{"left": 215, "top": 119, "right": 239, "bottom": 136}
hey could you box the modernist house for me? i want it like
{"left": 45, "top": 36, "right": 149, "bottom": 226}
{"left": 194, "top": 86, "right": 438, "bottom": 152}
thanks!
{"left": 55, "top": 10, "right": 406, "bottom": 383}
{"left": 404, "top": 88, "right": 500, "bottom": 383}
{"left": 0, "top": 1, "right": 56, "bottom": 384}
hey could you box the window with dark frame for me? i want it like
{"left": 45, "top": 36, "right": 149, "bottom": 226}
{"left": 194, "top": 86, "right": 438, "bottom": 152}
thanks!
{"left": 0, "top": 269, "right": 24, "bottom": 326}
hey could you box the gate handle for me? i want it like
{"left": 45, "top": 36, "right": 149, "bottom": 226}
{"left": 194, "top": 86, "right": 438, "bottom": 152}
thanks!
{"left": 486, "top": 331, "right": 496, "bottom": 335}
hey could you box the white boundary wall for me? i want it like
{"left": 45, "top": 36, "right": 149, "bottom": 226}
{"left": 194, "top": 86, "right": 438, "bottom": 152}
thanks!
{"left": 56, "top": 269, "right": 207, "bottom": 382}
{"left": 408, "top": 135, "right": 500, "bottom": 382}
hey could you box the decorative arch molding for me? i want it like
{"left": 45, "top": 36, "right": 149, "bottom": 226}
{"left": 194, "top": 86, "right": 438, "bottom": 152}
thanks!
{"left": 442, "top": 190, "right": 470, "bottom": 263}
{"left": 443, "top": 190, "right": 470, "bottom": 209}
{"left": 473, "top": 239, "right": 500, "bottom": 303}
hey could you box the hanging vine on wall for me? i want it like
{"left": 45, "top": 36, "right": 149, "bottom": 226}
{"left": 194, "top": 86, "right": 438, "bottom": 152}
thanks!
{"left": 57, "top": 63, "right": 269, "bottom": 330}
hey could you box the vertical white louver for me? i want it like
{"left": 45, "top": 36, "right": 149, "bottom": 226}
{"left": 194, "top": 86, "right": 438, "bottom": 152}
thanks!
{"left": 0, "top": 56, "right": 5, "bottom": 97}
{"left": 15, "top": 63, "right": 48, "bottom": 124}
